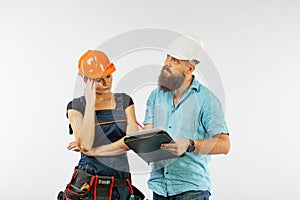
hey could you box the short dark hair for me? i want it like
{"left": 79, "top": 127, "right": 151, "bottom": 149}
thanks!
{"left": 190, "top": 60, "right": 200, "bottom": 66}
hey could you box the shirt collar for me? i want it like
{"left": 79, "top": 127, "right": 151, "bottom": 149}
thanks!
{"left": 189, "top": 75, "right": 201, "bottom": 92}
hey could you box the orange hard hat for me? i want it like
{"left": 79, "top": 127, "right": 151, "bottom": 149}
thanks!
{"left": 78, "top": 50, "right": 116, "bottom": 79}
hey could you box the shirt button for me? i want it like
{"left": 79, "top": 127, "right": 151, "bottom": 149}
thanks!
{"left": 166, "top": 172, "right": 169, "bottom": 174}
{"left": 169, "top": 126, "right": 172, "bottom": 129}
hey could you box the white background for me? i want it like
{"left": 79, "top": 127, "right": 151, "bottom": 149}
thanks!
{"left": 1, "top": 0, "right": 300, "bottom": 199}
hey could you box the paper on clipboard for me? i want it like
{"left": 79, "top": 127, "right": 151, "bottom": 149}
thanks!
{"left": 127, "top": 128, "right": 166, "bottom": 136}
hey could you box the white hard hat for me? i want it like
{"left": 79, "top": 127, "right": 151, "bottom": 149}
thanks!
{"left": 166, "top": 35, "right": 205, "bottom": 64}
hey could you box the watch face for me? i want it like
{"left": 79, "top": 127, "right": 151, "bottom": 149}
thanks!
{"left": 187, "top": 140, "right": 195, "bottom": 152}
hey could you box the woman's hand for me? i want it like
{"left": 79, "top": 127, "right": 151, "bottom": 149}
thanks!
{"left": 84, "top": 79, "right": 96, "bottom": 108}
{"left": 67, "top": 141, "right": 81, "bottom": 152}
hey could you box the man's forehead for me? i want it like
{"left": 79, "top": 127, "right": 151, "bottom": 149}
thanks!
{"left": 166, "top": 54, "right": 189, "bottom": 62}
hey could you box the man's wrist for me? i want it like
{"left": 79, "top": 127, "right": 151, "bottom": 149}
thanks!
{"left": 186, "top": 139, "right": 195, "bottom": 152}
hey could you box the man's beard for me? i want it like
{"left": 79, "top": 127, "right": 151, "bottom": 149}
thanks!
{"left": 158, "top": 66, "right": 185, "bottom": 92}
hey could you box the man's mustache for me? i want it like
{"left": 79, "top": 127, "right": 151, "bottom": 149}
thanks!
{"left": 162, "top": 65, "right": 172, "bottom": 74}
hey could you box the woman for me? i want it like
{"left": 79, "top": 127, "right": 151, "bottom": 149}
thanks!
{"left": 66, "top": 50, "right": 139, "bottom": 200}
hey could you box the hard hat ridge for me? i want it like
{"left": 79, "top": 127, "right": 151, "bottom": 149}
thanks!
{"left": 78, "top": 50, "right": 116, "bottom": 79}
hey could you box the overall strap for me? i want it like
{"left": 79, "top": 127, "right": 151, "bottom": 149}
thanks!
{"left": 114, "top": 93, "right": 124, "bottom": 110}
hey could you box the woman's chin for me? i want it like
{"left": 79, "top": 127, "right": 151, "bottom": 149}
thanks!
{"left": 96, "top": 89, "right": 111, "bottom": 94}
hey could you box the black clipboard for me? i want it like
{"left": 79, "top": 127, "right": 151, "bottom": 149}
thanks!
{"left": 124, "top": 128, "right": 179, "bottom": 163}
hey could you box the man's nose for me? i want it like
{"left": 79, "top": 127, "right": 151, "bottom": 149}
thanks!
{"left": 164, "top": 58, "right": 172, "bottom": 67}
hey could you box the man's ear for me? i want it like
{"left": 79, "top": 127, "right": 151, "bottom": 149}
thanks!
{"left": 186, "top": 63, "right": 195, "bottom": 75}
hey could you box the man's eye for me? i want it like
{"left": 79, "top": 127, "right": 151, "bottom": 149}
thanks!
{"left": 106, "top": 75, "right": 111, "bottom": 78}
{"left": 171, "top": 57, "right": 178, "bottom": 64}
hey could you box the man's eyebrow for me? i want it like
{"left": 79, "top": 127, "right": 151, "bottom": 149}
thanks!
{"left": 172, "top": 57, "right": 180, "bottom": 62}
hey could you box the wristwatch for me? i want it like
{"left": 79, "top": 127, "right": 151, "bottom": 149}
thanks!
{"left": 186, "top": 139, "right": 195, "bottom": 152}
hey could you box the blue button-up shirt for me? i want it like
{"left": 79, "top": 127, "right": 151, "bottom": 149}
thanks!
{"left": 143, "top": 76, "right": 229, "bottom": 196}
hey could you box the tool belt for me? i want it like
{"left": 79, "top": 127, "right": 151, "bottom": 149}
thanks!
{"left": 57, "top": 168, "right": 144, "bottom": 200}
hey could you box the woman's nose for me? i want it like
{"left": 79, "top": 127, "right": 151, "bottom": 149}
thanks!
{"left": 101, "top": 78, "right": 107, "bottom": 84}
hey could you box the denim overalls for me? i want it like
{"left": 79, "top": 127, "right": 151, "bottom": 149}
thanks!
{"left": 76, "top": 94, "right": 131, "bottom": 200}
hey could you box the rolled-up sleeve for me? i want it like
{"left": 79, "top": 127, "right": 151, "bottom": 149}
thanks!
{"left": 201, "top": 91, "right": 229, "bottom": 137}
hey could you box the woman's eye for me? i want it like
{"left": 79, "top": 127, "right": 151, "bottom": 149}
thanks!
{"left": 95, "top": 78, "right": 103, "bottom": 82}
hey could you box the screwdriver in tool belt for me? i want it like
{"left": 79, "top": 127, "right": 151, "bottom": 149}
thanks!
{"left": 80, "top": 183, "right": 90, "bottom": 190}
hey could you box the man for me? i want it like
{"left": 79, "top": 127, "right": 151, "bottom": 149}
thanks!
{"left": 143, "top": 35, "right": 230, "bottom": 200}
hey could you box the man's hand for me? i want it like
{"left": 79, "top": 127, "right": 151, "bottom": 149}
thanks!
{"left": 161, "top": 139, "right": 189, "bottom": 156}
